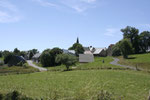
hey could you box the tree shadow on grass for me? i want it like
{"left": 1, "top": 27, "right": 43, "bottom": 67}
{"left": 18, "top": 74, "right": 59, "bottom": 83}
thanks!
{"left": 127, "top": 57, "right": 136, "bottom": 59}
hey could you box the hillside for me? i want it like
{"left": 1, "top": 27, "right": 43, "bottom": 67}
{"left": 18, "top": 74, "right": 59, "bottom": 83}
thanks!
{"left": 118, "top": 53, "right": 150, "bottom": 70}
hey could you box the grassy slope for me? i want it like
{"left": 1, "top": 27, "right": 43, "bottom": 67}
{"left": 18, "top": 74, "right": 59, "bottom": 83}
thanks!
{"left": 118, "top": 53, "right": 150, "bottom": 70}
{"left": 39, "top": 57, "right": 122, "bottom": 71}
{"left": 0, "top": 70, "right": 150, "bottom": 100}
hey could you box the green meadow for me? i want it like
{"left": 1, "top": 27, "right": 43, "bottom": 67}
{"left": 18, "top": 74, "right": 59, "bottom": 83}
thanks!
{"left": 0, "top": 70, "right": 150, "bottom": 100}
{"left": 118, "top": 53, "right": 150, "bottom": 70}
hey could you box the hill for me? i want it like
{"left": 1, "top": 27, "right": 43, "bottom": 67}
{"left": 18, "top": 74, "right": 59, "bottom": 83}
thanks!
{"left": 118, "top": 53, "right": 150, "bottom": 70}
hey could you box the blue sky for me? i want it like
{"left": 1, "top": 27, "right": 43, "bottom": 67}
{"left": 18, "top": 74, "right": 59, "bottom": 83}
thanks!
{"left": 0, "top": 0, "right": 150, "bottom": 52}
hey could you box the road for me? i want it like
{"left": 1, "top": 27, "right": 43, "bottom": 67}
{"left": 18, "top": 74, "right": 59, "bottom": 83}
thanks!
{"left": 27, "top": 60, "right": 47, "bottom": 72}
{"left": 110, "top": 58, "right": 142, "bottom": 70}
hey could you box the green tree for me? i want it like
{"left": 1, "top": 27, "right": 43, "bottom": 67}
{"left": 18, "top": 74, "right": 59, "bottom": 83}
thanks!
{"left": 49, "top": 48, "right": 63, "bottom": 66}
{"left": 69, "top": 43, "right": 84, "bottom": 56}
{"left": 112, "top": 42, "right": 121, "bottom": 56}
{"left": 40, "top": 48, "right": 63, "bottom": 67}
{"left": 139, "top": 31, "right": 150, "bottom": 53}
{"left": 0, "top": 51, "right": 2, "bottom": 57}
{"left": 40, "top": 50, "right": 52, "bottom": 67}
{"left": 13, "top": 48, "right": 20, "bottom": 55}
{"left": 121, "top": 26, "right": 140, "bottom": 54}
{"left": 119, "top": 39, "right": 133, "bottom": 59}
{"left": 4, "top": 52, "right": 14, "bottom": 64}
{"left": 55, "top": 54, "right": 77, "bottom": 71}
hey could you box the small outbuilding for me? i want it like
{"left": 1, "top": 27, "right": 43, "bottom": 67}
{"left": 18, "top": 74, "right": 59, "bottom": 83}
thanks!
{"left": 79, "top": 54, "right": 94, "bottom": 63}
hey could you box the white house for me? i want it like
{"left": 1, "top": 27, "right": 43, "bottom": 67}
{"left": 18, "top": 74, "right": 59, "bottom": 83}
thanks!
{"left": 79, "top": 54, "right": 94, "bottom": 63}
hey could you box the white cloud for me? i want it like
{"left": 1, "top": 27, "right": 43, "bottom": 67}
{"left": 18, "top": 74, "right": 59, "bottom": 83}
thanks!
{"left": 33, "top": 0, "right": 98, "bottom": 13}
{"left": 104, "top": 28, "right": 120, "bottom": 37}
{"left": 0, "top": 0, "right": 21, "bottom": 23}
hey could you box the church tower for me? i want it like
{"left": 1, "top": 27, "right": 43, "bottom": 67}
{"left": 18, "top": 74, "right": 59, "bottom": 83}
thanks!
{"left": 76, "top": 37, "right": 79, "bottom": 44}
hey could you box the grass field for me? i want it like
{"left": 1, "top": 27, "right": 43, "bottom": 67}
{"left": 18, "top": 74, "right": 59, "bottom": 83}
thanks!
{"left": 0, "top": 70, "right": 150, "bottom": 100}
{"left": 41, "top": 57, "right": 123, "bottom": 71}
{"left": 118, "top": 53, "right": 150, "bottom": 70}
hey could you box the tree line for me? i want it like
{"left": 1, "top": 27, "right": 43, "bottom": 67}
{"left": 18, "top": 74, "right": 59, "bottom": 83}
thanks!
{"left": 112, "top": 26, "right": 150, "bottom": 58}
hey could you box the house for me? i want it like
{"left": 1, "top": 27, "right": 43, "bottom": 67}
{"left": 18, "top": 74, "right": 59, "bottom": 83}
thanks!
{"left": 93, "top": 48, "right": 107, "bottom": 57}
{"left": 83, "top": 47, "right": 92, "bottom": 54}
{"left": 84, "top": 46, "right": 107, "bottom": 57}
{"left": 63, "top": 49, "right": 75, "bottom": 55}
{"left": 79, "top": 54, "right": 94, "bottom": 63}
{"left": 32, "top": 53, "right": 41, "bottom": 63}
{"left": 146, "top": 46, "right": 150, "bottom": 52}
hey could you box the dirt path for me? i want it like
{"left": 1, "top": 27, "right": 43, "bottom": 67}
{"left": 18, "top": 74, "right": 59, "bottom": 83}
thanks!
{"left": 27, "top": 60, "right": 47, "bottom": 72}
{"left": 110, "top": 58, "right": 142, "bottom": 70}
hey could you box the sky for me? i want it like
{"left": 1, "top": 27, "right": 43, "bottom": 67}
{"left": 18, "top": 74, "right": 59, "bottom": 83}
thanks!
{"left": 0, "top": 0, "right": 150, "bottom": 52}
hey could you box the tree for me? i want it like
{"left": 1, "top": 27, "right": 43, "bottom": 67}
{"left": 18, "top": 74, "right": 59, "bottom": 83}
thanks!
{"left": 119, "top": 39, "right": 133, "bottom": 59}
{"left": 112, "top": 42, "right": 121, "bottom": 56}
{"left": 55, "top": 54, "right": 77, "bottom": 71}
{"left": 121, "top": 26, "right": 140, "bottom": 54}
{"left": 40, "top": 48, "right": 63, "bottom": 67}
{"left": 4, "top": 52, "right": 14, "bottom": 64}
{"left": 69, "top": 43, "right": 84, "bottom": 56}
{"left": 40, "top": 50, "right": 52, "bottom": 67}
{"left": 13, "top": 48, "right": 20, "bottom": 55}
{"left": 0, "top": 51, "right": 2, "bottom": 57}
{"left": 49, "top": 48, "right": 63, "bottom": 66}
{"left": 139, "top": 31, "right": 150, "bottom": 53}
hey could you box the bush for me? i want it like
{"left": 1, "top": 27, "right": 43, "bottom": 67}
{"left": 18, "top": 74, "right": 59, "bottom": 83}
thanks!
{"left": 40, "top": 48, "right": 63, "bottom": 67}
{"left": 96, "top": 90, "right": 115, "bottom": 100}
{"left": 55, "top": 54, "right": 77, "bottom": 71}
{"left": 0, "top": 90, "right": 33, "bottom": 100}
{"left": 119, "top": 39, "right": 133, "bottom": 58}
{"left": 4, "top": 53, "right": 14, "bottom": 64}
{"left": 112, "top": 42, "right": 121, "bottom": 56}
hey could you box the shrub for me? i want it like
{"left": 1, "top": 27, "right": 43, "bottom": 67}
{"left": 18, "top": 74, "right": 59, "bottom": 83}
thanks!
{"left": 40, "top": 48, "right": 63, "bottom": 67}
{"left": 96, "top": 90, "right": 115, "bottom": 100}
{"left": 4, "top": 53, "right": 14, "bottom": 64}
{"left": 55, "top": 54, "right": 77, "bottom": 71}
{"left": 0, "top": 90, "right": 33, "bottom": 100}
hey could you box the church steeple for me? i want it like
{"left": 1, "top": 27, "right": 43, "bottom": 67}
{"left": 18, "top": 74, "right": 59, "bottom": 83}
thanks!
{"left": 76, "top": 37, "right": 79, "bottom": 44}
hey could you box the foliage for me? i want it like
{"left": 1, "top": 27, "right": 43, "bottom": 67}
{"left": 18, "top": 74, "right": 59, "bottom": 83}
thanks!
{"left": 2, "top": 50, "right": 11, "bottom": 58}
{"left": 119, "top": 39, "right": 133, "bottom": 59}
{"left": 13, "top": 48, "right": 20, "bottom": 55}
{"left": 0, "top": 51, "right": 2, "bottom": 57}
{"left": 4, "top": 52, "right": 14, "bottom": 64}
{"left": 55, "top": 54, "right": 77, "bottom": 70}
{"left": 0, "top": 90, "right": 33, "bottom": 100}
{"left": 139, "top": 31, "right": 150, "bottom": 53}
{"left": 121, "top": 26, "right": 140, "bottom": 54}
{"left": 112, "top": 42, "right": 121, "bottom": 56}
{"left": 40, "top": 48, "right": 63, "bottom": 67}
{"left": 96, "top": 90, "right": 115, "bottom": 100}
{"left": 40, "top": 50, "right": 52, "bottom": 67}
{"left": 69, "top": 43, "right": 84, "bottom": 56}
